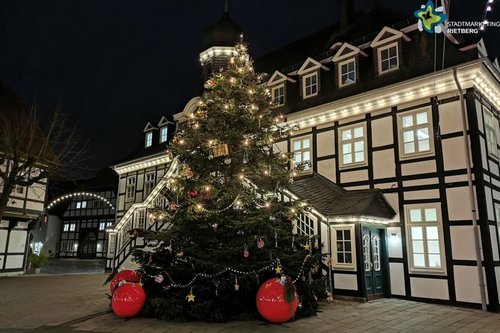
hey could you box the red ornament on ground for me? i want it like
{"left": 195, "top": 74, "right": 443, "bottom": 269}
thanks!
{"left": 109, "top": 269, "right": 140, "bottom": 293}
{"left": 111, "top": 283, "right": 146, "bottom": 318}
{"left": 256, "top": 278, "right": 299, "bottom": 323}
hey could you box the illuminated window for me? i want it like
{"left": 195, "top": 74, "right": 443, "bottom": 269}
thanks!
{"left": 160, "top": 127, "right": 168, "bottom": 143}
{"left": 339, "top": 58, "right": 356, "bottom": 87}
{"left": 340, "top": 124, "right": 366, "bottom": 167}
{"left": 144, "top": 172, "right": 155, "bottom": 197}
{"left": 126, "top": 177, "right": 136, "bottom": 201}
{"left": 378, "top": 42, "right": 399, "bottom": 74}
{"left": 406, "top": 204, "right": 445, "bottom": 273}
{"left": 145, "top": 131, "right": 153, "bottom": 148}
{"left": 303, "top": 72, "right": 318, "bottom": 98}
{"left": 332, "top": 225, "right": 356, "bottom": 269}
{"left": 484, "top": 111, "right": 498, "bottom": 157}
{"left": 272, "top": 84, "right": 285, "bottom": 106}
{"left": 292, "top": 136, "right": 312, "bottom": 172}
{"left": 399, "top": 109, "right": 433, "bottom": 158}
{"left": 69, "top": 224, "right": 76, "bottom": 232}
{"left": 296, "top": 214, "right": 315, "bottom": 236}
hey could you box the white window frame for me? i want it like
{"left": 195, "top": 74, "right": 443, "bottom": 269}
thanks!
{"left": 144, "top": 172, "right": 155, "bottom": 197}
{"left": 331, "top": 224, "right": 356, "bottom": 270}
{"left": 377, "top": 42, "right": 399, "bottom": 74}
{"left": 291, "top": 135, "right": 313, "bottom": 173}
{"left": 145, "top": 131, "right": 153, "bottom": 148}
{"left": 271, "top": 84, "right": 285, "bottom": 107}
{"left": 339, "top": 124, "right": 367, "bottom": 168}
{"left": 405, "top": 203, "right": 446, "bottom": 274}
{"left": 398, "top": 108, "right": 434, "bottom": 160}
{"left": 126, "top": 176, "right": 136, "bottom": 202}
{"left": 160, "top": 127, "right": 168, "bottom": 143}
{"left": 338, "top": 58, "right": 356, "bottom": 87}
{"left": 484, "top": 110, "right": 498, "bottom": 158}
{"left": 295, "top": 213, "right": 316, "bottom": 237}
{"left": 302, "top": 72, "right": 318, "bottom": 99}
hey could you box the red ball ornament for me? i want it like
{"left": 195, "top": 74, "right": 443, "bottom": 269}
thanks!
{"left": 256, "top": 278, "right": 299, "bottom": 323}
{"left": 188, "top": 190, "right": 199, "bottom": 198}
{"left": 111, "top": 283, "right": 146, "bottom": 318}
{"left": 109, "top": 269, "right": 140, "bottom": 293}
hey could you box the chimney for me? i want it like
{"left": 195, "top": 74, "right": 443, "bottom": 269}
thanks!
{"left": 339, "top": 0, "right": 354, "bottom": 29}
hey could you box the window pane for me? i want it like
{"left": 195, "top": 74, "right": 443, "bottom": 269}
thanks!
{"left": 345, "top": 253, "right": 352, "bottom": 263}
{"left": 417, "top": 128, "right": 429, "bottom": 140}
{"left": 416, "top": 112, "right": 428, "bottom": 125}
{"left": 337, "top": 242, "right": 344, "bottom": 251}
{"left": 344, "top": 241, "right": 351, "bottom": 251}
{"left": 336, "top": 230, "right": 343, "bottom": 240}
{"left": 348, "top": 61, "right": 354, "bottom": 71}
{"left": 354, "top": 141, "right": 364, "bottom": 152}
{"left": 343, "top": 154, "right": 352, "bottom": 164}
{"left": 411, "top": 226, "right": 423, "bottom": 239}
{"left": 410, "top": 209, "right": 422, "bottom": 222}
{"left": 425, "top": 208, "right": 437, "bottom": 222}
{"left": 343, "top": 143, "right": 352, "bottom": 153}
{"left": 355, "top": 152, "right": 364, "bottom": 162}
{"left": 381, "top": 49, "right": 389, "bottom": 60}
{"left": 344, "top": 230, "right": 351, "bottom": 240}
{"left": 403, "top": 131, "right": 414, "bottom": 143}
{"left": 295, "top": 154, "right": 302, "bottom": 163}
{"left": 341, "top": 63, "right": 348, "bottom": 74}
{"left": 337, "top": 253, "right": 344, "bottom": 263}
{"left": 419, "top": 139, "right": 430, "bottom": 152}
{"left": 293, "top": 141, "right": 301, "bottom": 150}
{"left": 342, "top": 129, "right": 352, "bottom": 141}
{"left": 389, "top": 57, "right": 398, "bottom": 69}
{"left": 389, "top": 46, "right": 397, "bottom": 57}
{"left": 412, "top": 240, "right": 424, "bottom": 253}
{"left": 353, "top": 127, "right": 363, "bottom": 138}
{"left": 402, "top": 116, "right": 413, "bottom": 127}
{"left": 427, "top": 240, "right": 440, "bottom": 254}
{"left": 404, "top": 142, "right": 415, "bottom": 154}
{"left": 426, "top": 226, "right": 439, "bottom": 240}
{"left": 413, "top": 253, "right": 425, "bottom": 267}
{"left": 428, "top": 254, "right": 441, "bottom": 268}
{"left": 303, "top": 139, "right": 310, "bottom": 149}
{"left": 303, "top": 152, "right": 310, "bottom": 161}
{"left": 382, "top": 61, "right": 389, "bottom": 71}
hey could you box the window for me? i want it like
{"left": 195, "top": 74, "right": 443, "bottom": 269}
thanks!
{"left": 340, "top": 125, "right": 366, "bottom": 167}
{"left": 93, "top": 200, "right": 99, "bottom": 208}
{"left": 76, "top": 202, "right": 81, "bottom": 209}
{"left": 137, "top": 209, "right": 146, "bottom": 229}
{"left": 69, "top": 224, "right": 76, "bottom": 232}
{"left": 406, "top": 204, "right": 445, "bottom": 273}
{"left": 296, "top": 214, "right": 315, "bottom": 236}
{"left": 303, "top": 72, "right": 318, "bottom": 98}
{"left": 99, "top": 222, "right": 106, "bottom": 231}
{"left": 81, "top": 201, "right": 87, "bottom": 209}
{"left": 63, "top": 224, "right": 69, "bottom": 232}
{"left": 145, "top": 131, "right": 153, "bottom": 148}
{"left": 126, "top": 177, "right": 136, "bottom": 201}
{"left": 292, "top": 136, "right": 312, "bottom": 172}
{"left": 160, "top": 127, "right": 168, "bottom": 143}
{"left": 332, "top": 225, "right": 356, "bottom": 269}
{"left": 484, "top": 111, "right": 498, "bottom": 157}
{"left": 144, "top": 172, "right": 155, "bottom": 197}
{"left": 399, "top": 109, "right": 433, "bottom": 158}
{"left": 272, "top": 85, "right": 285, "bottom": 106}
{"left": 378, "top": 42, "right": 399, "bottom": 74}
{"left": 16, "top": 186, "right": 24, "bottom": 195}
{"left": 339, "top": 59, "right": 356, "bottom": 87}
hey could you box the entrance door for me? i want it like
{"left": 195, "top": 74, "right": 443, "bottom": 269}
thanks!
{"left": 78, "top": 229, "right": 97, "bottom": 259}
{"left": 362, "top": 227, "right": 386, "bottom": 300}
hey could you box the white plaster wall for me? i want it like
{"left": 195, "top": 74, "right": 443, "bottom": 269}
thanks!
{"left": 340, "top": 169, "right": 369, "bottom": 184}
{"left": 442, "top": 137, "right": 468, "bottom": 171}
{"left": 403, "top": 178, "right": 439, "bottom": 187}
{"left": 410, "top": 277, "right": 449, "bottom": 300}
{"left": 447, "top": 187, "right": 475, "bottom": 221}
{"left": 404, "top": 190, "right": 440, "bottom": 201}
{"left": 401, "top": 160, "right": 436, "bottom": 176}
{"left": 480, "top": 138, "right": 488, "bottom": 170}
{"left": 371, "top": 117, "right": 393, "bottom": 147}
{"left": 387, "top": 227, "right": 402, "bottom": 258}
{"left": 373, "top": 150, "right": 396, "bottom": 179}
{"left": 317, "top": 131, "right": 335, "bottom": 157}
{"left": 454, "top": 266, "right": 488, "bottom": 304}
{"left": 476, "top": 100, "right": 484, "bottom": 134}
{"left": 485, "top": 186, "right": 495, "bottom": 221}
{"left": 439, "top": 101, "right": 463, "bottom": 135}
{"left": 0, "top": 230, "right": 7, "bottom": 252}
{"left": 383, "top": 193, "right": 400, "bottom": 222}
{"left": 450, "top": 225, "right": 483, "bottom": 261}
{"left": 339, "top": 115, "right": 365, "bottom": 125}
{"left": 334, "top": 273, "right": 358, "bottom": 290}
{"left": 7, "top": 230, "right": 26, "bottom": 253}
{"left": 5, "top": 255, "right": 24, "bottom": 269}
{"left": 489, "top": 161, "right": 499, "bottom": 177}
{"left": 389, "top": 262, "right": 405, "bottom": 295}
{"left": 495, "top": 266, "right": 500, "bottom": 305}
{"left": 490, "top": 225, "right": 500, "bottom": 261}
{"left": 318, "top": 159, "right": 336, "bottom": 182}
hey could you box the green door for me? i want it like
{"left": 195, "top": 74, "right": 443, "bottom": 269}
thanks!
{"left": 362, "top": 227, "right": 385, "bottom": 299}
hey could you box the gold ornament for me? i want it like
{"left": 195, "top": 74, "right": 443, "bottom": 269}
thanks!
{"left": 213, "top": 143, "right": 229, "bottom": 157}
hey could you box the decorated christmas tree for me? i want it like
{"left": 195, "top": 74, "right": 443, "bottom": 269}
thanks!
{"left": 131, "top": 40, "right": 323, "bottom": 322}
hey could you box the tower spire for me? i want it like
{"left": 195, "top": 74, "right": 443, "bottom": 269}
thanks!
{"left": 224, "top": 0, "right": 229, "bottom": 13}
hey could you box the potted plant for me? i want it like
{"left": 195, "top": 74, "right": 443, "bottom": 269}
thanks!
{"left": 29, "top": 252, "right": 48, "bottom": 274}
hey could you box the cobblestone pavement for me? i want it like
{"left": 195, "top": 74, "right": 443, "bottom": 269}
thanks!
{"left": 2, "top": 274, "right": 500, "bottom": 332}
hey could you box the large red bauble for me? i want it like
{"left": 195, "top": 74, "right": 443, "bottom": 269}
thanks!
{"left": 256, "top": 278, "right": 299, "bottom": 323}
{"left": 110, "top": 269, "right": 140, "bottom": 293}
{"left": 111, "top": 283, "right": 146, "bottom": 318}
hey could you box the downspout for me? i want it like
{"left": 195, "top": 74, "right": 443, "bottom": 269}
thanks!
{"left": 327, "top": 221, "right": 334, "bottom": 294}
{"left": 452, "top": 67, "right": 487, "bottom": 311}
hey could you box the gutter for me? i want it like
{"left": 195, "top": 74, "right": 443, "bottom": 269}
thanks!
{"left": 452, "top": 66, "right": 488, "bottom": 312}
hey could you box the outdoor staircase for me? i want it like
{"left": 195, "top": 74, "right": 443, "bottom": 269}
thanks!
{"left": 105, "top": 157, "right": 180, "bottom": 271}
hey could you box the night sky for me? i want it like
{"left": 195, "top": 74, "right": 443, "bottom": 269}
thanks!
{"left": 0, "top": 0, "right": 498, "bottom": 175}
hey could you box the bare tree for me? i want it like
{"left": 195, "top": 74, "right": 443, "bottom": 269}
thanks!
{"left": 0, "top": 83, "right": 88, "bottom": 221}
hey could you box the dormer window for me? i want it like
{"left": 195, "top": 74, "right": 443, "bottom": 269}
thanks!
{"left": 303, "top": 72, "right": 318, "bottom": 98}
{"left": 378, "top": 42, "right": 399, "bottom": 74}
{"left": 272, "top": 84, "right": 285, "bottom": 107}
{"left": 339, "top": 58, "right": 356, "bottom": 87}
{"left": 145, "top": 131, "right": 153, "bottom": 148}
{"left": 160, "top": 127, "right": 168, "bottom": 143}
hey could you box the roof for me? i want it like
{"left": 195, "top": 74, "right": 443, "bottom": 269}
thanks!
{"left": 288, "top": 173, "right": 396, "bottom": 220}
{"left": 203, "top": 12, "right": 243, "bottom": 50}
